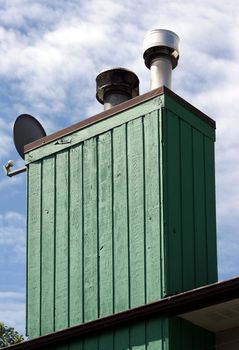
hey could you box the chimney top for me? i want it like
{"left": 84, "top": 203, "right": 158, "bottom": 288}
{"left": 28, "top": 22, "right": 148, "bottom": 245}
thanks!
{"left": 143, "top": 29, "right": 179, "bottom": 69}
{"left": 143, "top": 29, "right": 180, "bottom": 90}
{"left": 96, "top": 67, "right": 139, "bottom": 110}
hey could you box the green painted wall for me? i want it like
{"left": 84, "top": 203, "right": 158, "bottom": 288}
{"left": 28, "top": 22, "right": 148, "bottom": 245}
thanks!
{"left": 26, "top": 93, "right": 217, "bottom": 338}
{"left": 162, "top": 106, "right": 217, "bottom": 294}
{"left": 41, "top": 317, "right": 215, "bottom": 350}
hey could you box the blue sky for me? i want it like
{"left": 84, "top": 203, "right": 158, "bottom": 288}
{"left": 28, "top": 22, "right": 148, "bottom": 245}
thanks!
{"left": 0, "top": 0, "right": 239, "bottom": 336}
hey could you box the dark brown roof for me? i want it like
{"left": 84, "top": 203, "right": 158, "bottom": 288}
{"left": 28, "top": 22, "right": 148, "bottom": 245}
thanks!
{"left": 4, "top": 277, "right": 239, "bottom": 350}
{"left": 24, "top": 86, "right": 216, "bottom": 154}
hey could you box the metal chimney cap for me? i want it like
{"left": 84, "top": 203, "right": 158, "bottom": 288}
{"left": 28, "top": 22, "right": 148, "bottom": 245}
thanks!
{"left": 96, "top": 67, "right": 139, "bottom": 104}
{"left": 143, "top": 29, "right": 180, "bottom": 69}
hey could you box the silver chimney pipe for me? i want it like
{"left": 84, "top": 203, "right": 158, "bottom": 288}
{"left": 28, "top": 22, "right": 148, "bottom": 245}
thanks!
{"left": 96, "top": 68, "right": 139, "bottom": 110}
{"left": 143, "top": 29, "right": 179, "bottom": 90}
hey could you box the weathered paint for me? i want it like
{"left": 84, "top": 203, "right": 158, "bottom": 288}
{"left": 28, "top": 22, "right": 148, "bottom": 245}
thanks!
{"left": 55, "top": 151, "right": 69, "bottom": 330}
{"left": 27, "top": 161, "right": 41, "bottom": 337}
{"left": 127, "top": 117, "right": 145, "bottom": 308}
{"left": 41, "top": 156, "right": 55, "bottom": 334}
{"left": 112, "top": 124, "right": 129, "bottom": 312}
{"left": 69, "top": 145, "right": 83, "bottom": 326}
{"left": 26, "top": 93, "right": 217, "bottom": 338}
{"left": 98, "top": 131, "right": 113, "bottom": 317}
{"left": 83, "top": 138, "right": 98, "bottom": 322}
{"left": 144, "top": 111, "right": 162, "bottom": 303}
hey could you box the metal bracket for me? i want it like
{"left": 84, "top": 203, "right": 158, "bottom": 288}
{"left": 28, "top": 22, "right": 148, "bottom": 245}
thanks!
{"left": 3, "top": 160, "right": 26, "bottom": 177}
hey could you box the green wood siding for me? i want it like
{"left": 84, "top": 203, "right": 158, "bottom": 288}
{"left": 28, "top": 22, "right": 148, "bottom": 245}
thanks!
{"left": 27, "top": 113, "right": 165, "bottom": 337}
{"left": 41, "top": 156, "right": 55, "bottom": 334}
{"left": 69, "top": 145, "right": 83, "bottom": 326}
{"left": 113, "top": 124, "right": 129, "bottom": 313}
{"left": 27, "top": 161, "right": 41, "bottom": 338}
{"left": 83, "top": 138, "right": 98, "bottom": 322}
{"left": 163, "top": 108, "right": 217, "bottom": 295}
{"left": 169, "top": 317, "right": 215, "bottom": 350}
{"left": 98, "top": 131, "right": 113, "bottom": 317}
{"left": 128, "top": 118, "right": 145, "bottom": 308}
{"left": 26, "top": 93, "right": 217, "bottom": 338}
{"left": 41, "top": 317, "right": 215, "bottom": 350}
{"left": 144, "top": 111, "right": 163, "bottom": 302}
{"left": 55, "top": 150, "right": 69, "bottom": 330}
{"left": 25, "top": 96, "right": 164, "bottom": 164}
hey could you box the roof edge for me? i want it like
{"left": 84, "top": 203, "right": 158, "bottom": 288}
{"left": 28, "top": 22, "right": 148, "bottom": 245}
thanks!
{"left": 24, "top": 87, "right": 215, "bottom": 154}
{"left": 4, "top": 277, "right": 239, "bottom": 350}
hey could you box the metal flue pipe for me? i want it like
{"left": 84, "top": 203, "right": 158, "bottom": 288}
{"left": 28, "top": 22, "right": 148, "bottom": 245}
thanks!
{"left": 143, "top": 29, "right": 179, "bottom": 90}
{"left": 96, "top": 68, "right": 139, "bottom": 110}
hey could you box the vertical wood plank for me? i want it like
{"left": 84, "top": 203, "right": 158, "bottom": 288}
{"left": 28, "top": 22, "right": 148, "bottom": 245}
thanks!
{"left": 69, "top": 145, "right": 83, "bottom": 326}
{"left": 69, "top": 340, "right": 83, "bottom": 350}
{"left": 26, "top": 167, "right": 29, "bottom": 337}
{"left": 83, "top": 138, "right": 98, "bottom": 322}
{"left": 127, "top": 118, "right": 145, "bottom": 308}
{"left": 144, "top": 111, "right": 162, "bottom": 302}
{"left": 56, "top": 345, "right": 68, "bottom": 350}
{"left": 130, "top": 322, "right": 146, "bottom": 350}
{"left": 164, "top": 110, "right": 182, "bottom": 295}
{"left": 159, "top": 108, "right": 166, "bottom": 297}
{"left": 113, "top": 124, "right": 129, "bottom": 313}
{"left": 41, "top": 156, "right": 55, "bottom": 335}
{"left": 55, "top": 150, "right": 69, "bottom": 330}
{"left": 162, "top": 317, "right": 169, "bottom": 350}
{"left": 114, "top": 326, "right": 130, "bottom": 350}
{"left": 146, "top": 318, "right": 164, "bottom": 350}
{"left": 98, "top": 131, "right": 113, "bottom": 317}
{"left": 99, "top": 333, "right": 113, "bottom": 350}
{"left": 204, "top": 137, "right": 218, "bottom": 283}
{"left": 168, "top": 317, "right": 181, "bottom": 350}
{"left": 83, "top": 336, "right": 98, "bottom": 350}
{"left": 180, "top": 121, "right": 195, "bottom": 291}
{"left": 27, "top": 161, "right": 42, "bottom": 338}
{"left": 181, "top": 318, "right": 193, "bottom": 350}
{"left": 193, "top": 130, "right": 207, "bottom": 287}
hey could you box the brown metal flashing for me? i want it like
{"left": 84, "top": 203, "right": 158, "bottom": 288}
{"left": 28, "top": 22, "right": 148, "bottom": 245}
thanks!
{"left": 5, "top": 277, "right": 239, "bottom": 350}
{"left": 24, "top": 87, "right": 215, "bottom": 154}
{"left": 24, "top": 87, "right": 163, "bottom": 154}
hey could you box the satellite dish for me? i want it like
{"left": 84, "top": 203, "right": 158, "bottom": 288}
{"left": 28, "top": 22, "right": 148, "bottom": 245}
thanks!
{"left": 13, "top": 114, "right": 46, "bottom": 159}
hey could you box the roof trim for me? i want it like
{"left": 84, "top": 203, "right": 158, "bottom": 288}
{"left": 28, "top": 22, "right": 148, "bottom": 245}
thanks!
{"left": 24, "top": 86, "right": 215, "bottom": 154}
{"left": 5, "top": 277, "right": 239, "bottom": 350}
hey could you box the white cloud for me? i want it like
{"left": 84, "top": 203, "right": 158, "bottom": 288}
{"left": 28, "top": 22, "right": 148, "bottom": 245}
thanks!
{"left": 0, "top": 291, "right": 25, "bottom": 336}
{"left": 0, "top": 118, "right": 13, "bottom": 160}
{"left": 0, "top": 211, "right": 25, "bottom": 263}
{"left": 217, "top": 235, "right": 239, "bottom": 279}
{"left": 0, "top": 292, "right": 24, "bottom": 300}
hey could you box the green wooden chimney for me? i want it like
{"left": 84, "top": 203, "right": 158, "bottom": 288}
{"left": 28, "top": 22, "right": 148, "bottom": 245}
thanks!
{"left": 24, "top": 29, "right": 217, "bottom": 350}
